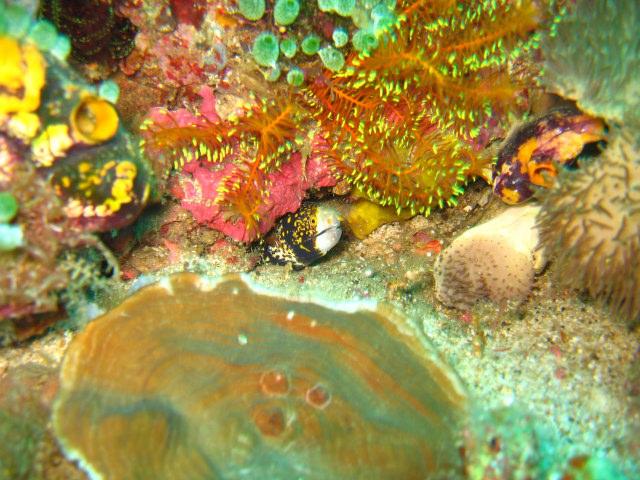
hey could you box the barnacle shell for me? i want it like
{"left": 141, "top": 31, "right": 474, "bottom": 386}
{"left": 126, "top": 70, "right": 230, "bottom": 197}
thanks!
{"left": 537, "top": 130, "right": 640, "bottom": 321}
{"left": 434, "top": 206, "right": 544, "bottom": 309}
{"left": 53, "top": 273, "right": 468, "bottom": 479}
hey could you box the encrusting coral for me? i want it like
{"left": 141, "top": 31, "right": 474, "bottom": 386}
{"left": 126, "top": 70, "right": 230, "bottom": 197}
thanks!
{"left": 434, "top": 205, "right": 544, "bottom": 309}
{"left": 53, "top": 273, "right": 468, "bottom": 479}
{"left": 537, "top": 130, "right": 640, "bottom": 322}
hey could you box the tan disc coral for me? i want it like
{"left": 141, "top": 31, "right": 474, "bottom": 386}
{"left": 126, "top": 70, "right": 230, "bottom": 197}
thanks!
{"left": 52, "top": 273, "right": 468, "bottom": 480}
{"left": 434, "top": 206, "right": 544, "bottom": 309}
{"left": 537, "top": 130, "right": 640, "bottom": 321}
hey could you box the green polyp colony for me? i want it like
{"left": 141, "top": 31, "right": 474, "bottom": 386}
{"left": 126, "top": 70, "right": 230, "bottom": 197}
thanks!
{"left": 280, "top": 37, "right": 297, "bottom": 58}
{"left": 238, "top": 0, "right": 266, "bottom": 21}
{"left": 332, "top": 27, "right": 349, "bottom": 47}
{"left": 352, "top": 29, "right": 378, "bottom": 53}
{"left": 240, "top": 0, "right": 398, "bottom": 83}
{"left": 98, "top": 80, "right": 120, "bottom": 103}
{"left": 287, "top": 67, "right": 304, "bottom": 86}
{"left": 0, "top": 192, "right": 18, "bottom": 224}
{"left": 301, "top": 34, "right": 321, "bottom": 55}
{"left": 265, "top": 64, "right": 282, "bottom": 81}
{"left": 0, "top": 3, "right": 70, "bottom": 60}
{"left": 318, "top": 46, "right": 345, "bottom": 71}
{"left": 0, "top": 192, "right": 23, "bottom": 251}
{"left": 252, "top": 32, "right": 279, "bottom": 67}
{"left": 274, "top": 0, "right": 300, "bottom": 26}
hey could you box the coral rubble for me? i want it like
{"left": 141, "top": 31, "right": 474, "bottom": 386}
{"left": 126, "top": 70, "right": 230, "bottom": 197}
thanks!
{"left": 53, "top": 273, "right": 468, "bottom": 479}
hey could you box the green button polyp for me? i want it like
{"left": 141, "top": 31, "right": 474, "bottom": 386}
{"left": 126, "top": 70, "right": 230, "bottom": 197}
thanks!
{"left": 280, "top": 37, "right": 298, "bottom": 58}
{"left": 252, "top": 32, "right": 279, "bottom": 66}
{"left": 318, "top": 46, "right": 345, "bottom": 71}
{"left": 301, "top": 34, "right": 321, "bottom": 55}
{"left": 0, "top": 192, "right": 18, "bottom": 224}
{"left": 238, "top": 0, "right": 266, "bottom": 21}
{"left": 332, "top": 27, "right": 348, "bottom": 48}
{"left": 274, "top": 0, "right": 300, "bottom": 26}
{"left": 286, "top": 67, "right": 304, "bottom": 86}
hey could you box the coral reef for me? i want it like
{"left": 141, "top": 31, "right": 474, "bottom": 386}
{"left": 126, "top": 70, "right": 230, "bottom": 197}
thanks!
{"left": 0, "top": 2, "right": 149, "bottom": 331}
{"left": 542, "top": 0, "right": 640, "bottom": 129}
{"left": 537, "top": 130, "right": 640, "bottom": 322}
{"left": 143, "top": 87, "right": 336, "bottom": 242}
{"left": 144, "top": 0, "right": 544, "bottom": 241}
{"left": 434, "top": 205, "right": 544, "bottom": 309}
{"left": 492, "top": 108, "right": 605, "bottom": 204}
{"left": 53, "top": 273, "right": 468, "bottom": 479}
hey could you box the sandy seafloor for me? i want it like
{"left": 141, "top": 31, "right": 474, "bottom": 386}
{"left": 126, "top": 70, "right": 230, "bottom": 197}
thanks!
{"left": 1, "top": 185, "right": 639, "bottom": 479}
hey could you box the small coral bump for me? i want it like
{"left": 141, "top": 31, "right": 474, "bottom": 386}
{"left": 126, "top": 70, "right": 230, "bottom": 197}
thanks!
{"left": 264, "top": 64, "right": 282, "bottom": 82}
{"left": 333, "top": 0, "right": 355, "bottom": 17}
{"left": 301, "top": 34, "right": 321, "bottom": 55}
{"left": 280, "top": 37, "right": 297, "bottom": 58}
{"left": 237, "top": 0, "right": 266, "bottom": 21}
{"left": 0, "top": 191, "right": 19, "bottom": 223}
{"left": 274, "top": 0, "right": 300, "bottom": 26}
{"left": 98, "top": 80, "right": 120, "bottom": 103}
{"left": 26, "top": 19, "right": 58, "bottom": 50}
{"left": 0, "top": 223, "right": 24, "bottom": 251}
{"left": 318, "top": 46, "right": 345, "bottom": 72}
{"left": 286, "top": 67, "right": 304, "bottom": 87}
{"left": 252, "top": 31, "right": 279, "bottom": 67}
{"left": 0, "top": 3, "right": 31, "bottom": 38}
{"left": 332, "top": 27, "right": 348, "bottom": 48}
{"left": 352, "top": 29, "right": 378, "bottom": 53}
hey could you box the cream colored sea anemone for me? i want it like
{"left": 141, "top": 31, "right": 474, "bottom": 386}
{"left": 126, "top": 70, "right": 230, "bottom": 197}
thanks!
{"left": 536, "top": 130, "right": 640, "bottom": 321}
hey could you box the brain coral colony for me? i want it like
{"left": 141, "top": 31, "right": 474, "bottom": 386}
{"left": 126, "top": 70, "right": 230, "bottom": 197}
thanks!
{"left": 536, "top": 0, "right": 640, "bottom": 323}
{"left": 0, "top": 1, "right": 153, "bottom": 339}
{"left": 141, "top": 0, "right": 545, "bottom": 242}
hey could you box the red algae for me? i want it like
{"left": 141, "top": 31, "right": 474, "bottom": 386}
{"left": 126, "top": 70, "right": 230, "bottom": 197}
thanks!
{"left": 53, "top": 273, "right": 467, "bottom": 479}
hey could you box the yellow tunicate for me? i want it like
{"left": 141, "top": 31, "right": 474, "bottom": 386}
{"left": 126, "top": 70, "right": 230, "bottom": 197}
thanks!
{"left": 31, "top": 124, "right": 73, "bottom": 167}
{"left": 70, "top": 96, "right": 119, "bottom": 144}
{"left": 0, "top": 37, "right": 46, "bottom": 115}
{"left": 345, "top": 198, "right": 414, "bottom": 239}
{"left": 7, "top": 111, "right": 41, "bottom": 141}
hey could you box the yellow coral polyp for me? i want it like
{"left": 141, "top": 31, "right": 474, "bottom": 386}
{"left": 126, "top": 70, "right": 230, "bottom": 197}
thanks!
{"left": 0, "top": 36, "right": 46, "bottom": 115}
{"left": 70, "top": 96, "right": 119, "bottom": 145}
